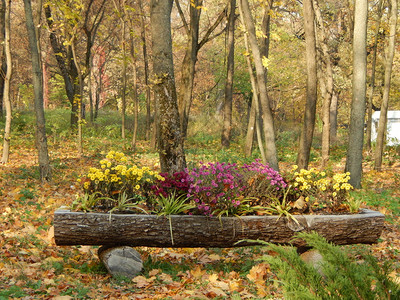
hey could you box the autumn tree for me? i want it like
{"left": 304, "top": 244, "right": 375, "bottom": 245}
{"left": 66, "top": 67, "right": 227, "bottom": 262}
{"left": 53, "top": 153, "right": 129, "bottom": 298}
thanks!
{"left": 365, "top": 0, "right": 384, "bottom": 150}
{"left": 296, "top": 0, "right": 317, "bottom": 170}
{"left": 239, "top": 0, "right": 278, "bottom": 170}
{"left": 0, "top": 0, "right": 5, "bottom": 118}
{"left": 175, "top": 0, "right": 227, "bottom": 138}
{"left": 150, "top": 0, "right": 186, "bottom": 173}
{"left": 23, "top": 0, "right": 51, "bottom": 181}
{"left": 221, "top": 0, "right": 236, "bottom": 148}
{"left": 374, "top": 0, "right": 397, "bottom": 171}
{"left": 1, "top": 0, "right": 11, "bottom": 164}
{"left": 345, "top": 0, "right": 368, "bottom": 188}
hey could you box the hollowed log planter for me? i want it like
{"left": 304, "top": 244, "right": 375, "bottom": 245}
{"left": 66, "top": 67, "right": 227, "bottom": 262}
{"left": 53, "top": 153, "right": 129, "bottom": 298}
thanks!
{"left": 54, "top": 208, "right": 384, "bottom": 248}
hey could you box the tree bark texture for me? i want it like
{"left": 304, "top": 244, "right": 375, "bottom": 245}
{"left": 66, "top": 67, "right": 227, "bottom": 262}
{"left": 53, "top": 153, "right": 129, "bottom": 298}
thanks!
{"left": 178, "top": 0, "right": 201, "bottom": 139}
{"left": 374, "top": 0, "right": 397, "bottom": 171}
{"left": 365, "top": 0, "right": 383, "bottom": 151}
{"left": 296, "top": 0, "right": 317, "bottom": 170}
{"left": 129, "top": 29, "right": 139, "bottom": 151}
{"left": 221, "top": 0, "right": 236, "bottom": 148}
{"left": 139, "top": 0, "right": 152, "bottom": 141}
{"left": 314, "top": 0, "right": 334, "bottom": 169}
{"left": 54, "top": 209, "right": 385, "bottom": 248}
{"left": 0, "top": 0, "right": 5, "bottom": 118}
{"left": 1, "top": 0, "right": 11, "bottom": 164}
{"left": 150, "top": 0, "right": 186, "bottom": 173}
{"left": 23, "top": 0, "right": 51, "bottom": 181}
{"left": 241, "top": 29, "right": 266, "bottom": 162}
{"left": 345, "top": 0, "right": 368, "bottom": 188}
{"left": 44, "top": 5, "right": 80, "bottom": 127}
{"left": 239, "top": 0, "right": 278, "bottom": 171}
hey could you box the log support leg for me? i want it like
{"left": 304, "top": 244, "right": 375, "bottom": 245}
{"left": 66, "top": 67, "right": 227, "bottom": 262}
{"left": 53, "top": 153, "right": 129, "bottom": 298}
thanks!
{"left": 98, "top": 246, "right": 143, "bottom": 278}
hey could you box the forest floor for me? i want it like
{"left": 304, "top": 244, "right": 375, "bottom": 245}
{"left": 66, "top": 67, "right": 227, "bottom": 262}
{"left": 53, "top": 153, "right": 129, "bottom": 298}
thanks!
{"left": 0, "top": 138, "right": 399, "bottom": 299}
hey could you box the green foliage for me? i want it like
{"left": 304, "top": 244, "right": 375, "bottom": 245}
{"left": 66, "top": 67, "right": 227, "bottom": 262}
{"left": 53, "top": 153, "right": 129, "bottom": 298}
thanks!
{"left": 0, "top": 285, "right": 27, "bottom": 299}
{"left": 259, "top": 232, "right": 400, "bottom": 299}
{"left": 350, "top": 189, "right": 400, "bottom": 223}
{"left": 154, "top": 192, "right": 195, "bottom": 216}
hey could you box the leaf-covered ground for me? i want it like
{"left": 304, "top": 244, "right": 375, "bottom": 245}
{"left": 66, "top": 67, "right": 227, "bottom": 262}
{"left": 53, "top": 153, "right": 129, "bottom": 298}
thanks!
{"left": 1, "top": 139, "right": 399, "bottom": 299}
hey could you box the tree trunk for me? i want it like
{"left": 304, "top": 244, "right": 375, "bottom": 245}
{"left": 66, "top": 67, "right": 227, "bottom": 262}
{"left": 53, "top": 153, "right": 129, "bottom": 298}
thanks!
{"left": 239, "top": 0, "right": 278, "bottom": 171}
{"left": 345, "top": 0, "right": 368, "bottom": 188}
{"left": 71, "top": 40, "right": 83, "bottom": 157}
{"left": 44, "top": 5, "right": 80, "bottom": 127}
{"left": 121, "top": 16, "right": 127, "bottom": 140}
{"left": 177, "top": 0, "right": 202, "bottom": 139}
{"left": 366, "top": 0, "right": 383, "bottom": 151}
{"left": 23, "top": 0, "right": 51, "bottom": 181}
{"left": 374, "top": 0, "right": 397, "bottom": 171}
{"left": 244, "top": 95, "right": 256, "bottom": 157}
{"left": 1, "top": 0, "right": 11, "bottom": 164}
{"left": 150, "top": 0, "right": 186, "bottom": 174}
{"left": 329, "top": 90, "right": 338, "bottom": 144}
{"left": 139, "top": 0, "right": 152, "bottom": 141}
{"left": 0, "top": 0, "right": 5, "bottom": 118}
{"left": 314, "top": 0, "right": 334, "bottom": 169}
{"left": 296, "top": 0, "right": 318, "bottom": 170}
{"left": 241, "top": 19, "right": 266, "bottom": 162}
{"left": 54, "top": 209, "right": 385, "bottom": 248}
{"left": 221, "top": 0, "right": 236, "bottom": 148}
{"left": 130, "top": 30, "right": 139, "bottom": 151}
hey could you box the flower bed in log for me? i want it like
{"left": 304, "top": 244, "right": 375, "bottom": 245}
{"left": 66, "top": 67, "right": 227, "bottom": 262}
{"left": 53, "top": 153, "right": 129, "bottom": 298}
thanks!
{"left": 53, "top": 208, "right": 384, "bottom": 248}
{"left": 55, "top": 151, "right": 385, "bottom": 248}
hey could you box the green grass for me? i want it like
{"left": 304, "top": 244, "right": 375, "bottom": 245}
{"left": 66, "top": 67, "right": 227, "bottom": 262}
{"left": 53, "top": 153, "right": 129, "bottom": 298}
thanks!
{"left": 350, "top": 189, "right": 400, "bottom": 223}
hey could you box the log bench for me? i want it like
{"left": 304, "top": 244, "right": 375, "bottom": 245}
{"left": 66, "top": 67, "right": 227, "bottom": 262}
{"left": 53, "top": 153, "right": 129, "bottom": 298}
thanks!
{"left": 53, "top": 208, "right": 385, "bottom": 277}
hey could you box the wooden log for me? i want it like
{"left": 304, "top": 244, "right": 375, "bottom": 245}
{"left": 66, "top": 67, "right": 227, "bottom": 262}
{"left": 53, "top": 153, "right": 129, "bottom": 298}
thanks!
{"left": 54, "top": 208, "right": 384, "bottom": 248}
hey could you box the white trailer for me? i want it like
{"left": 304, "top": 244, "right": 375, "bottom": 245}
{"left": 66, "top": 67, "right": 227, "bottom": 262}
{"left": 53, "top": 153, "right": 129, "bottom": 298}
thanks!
{"left": 371, "top": 110, "right": 400, "bottom": 146}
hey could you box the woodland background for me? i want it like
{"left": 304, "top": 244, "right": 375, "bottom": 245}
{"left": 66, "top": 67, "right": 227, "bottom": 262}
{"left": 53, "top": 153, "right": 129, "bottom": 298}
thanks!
{"left": 0, "top": 0, "right": 399, "bottom": 298}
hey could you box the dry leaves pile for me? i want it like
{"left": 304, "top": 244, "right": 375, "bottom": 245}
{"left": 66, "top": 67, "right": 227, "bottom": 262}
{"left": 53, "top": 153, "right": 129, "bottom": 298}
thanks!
{"left": 0, "top": 140, "right": 399, "bottom": 299}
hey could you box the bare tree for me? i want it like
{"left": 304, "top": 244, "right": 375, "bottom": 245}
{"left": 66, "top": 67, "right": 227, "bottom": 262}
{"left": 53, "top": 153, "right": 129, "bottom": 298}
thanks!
{"left": 345, "top": 0, "right": 368, "bottom": 188}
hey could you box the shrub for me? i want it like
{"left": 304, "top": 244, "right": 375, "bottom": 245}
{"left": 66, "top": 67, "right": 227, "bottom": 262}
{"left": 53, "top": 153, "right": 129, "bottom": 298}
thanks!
{"left": 260, "top": 232, "right": 400, "bottom": 300}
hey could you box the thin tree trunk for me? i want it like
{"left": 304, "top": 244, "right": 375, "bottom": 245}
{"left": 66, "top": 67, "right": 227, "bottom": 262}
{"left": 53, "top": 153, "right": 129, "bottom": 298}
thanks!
{"left": 221, "top": 0, "right": 236, "bottom": 148}
{"left": 374, "top": 0, "right": 397, "bottom": 171}
{"left": 177, "top": 0, "right": 202, "bottom": 139}
{"left": 239, "top": 0, "right": 278, "bottom": 170}
{"left": 0, "top": 0, "right": 5, "bottom": 118}
{"left": 1, "top": 0, "right": 11, "bottom": 164}
{"left": 139, "top": 0, "right": 151, "bottom": 141}
{"left": 314, "top": 0, "right": 334, "bottom": 168}
{"left": 150, "top": 0, "right": 186, "bottom": 173}
{"left": 244, "top": 95, "right": 256, "bottom": 157}
{"left": 330, "top": 90, "right": 338, "bottom": 143}
{"left": 241, "top": 15, "right": 266, "bottom": 162}
{"left": 23, "top": 0, "right": 51, "bottom": 181}
{"left": 130, "top": 30, "right": 139, "bottom": 151}
{"left": 366, "top": 0, "right": 383, "bottom": 150}
{"left": 296, "top": 0, "right": 318, "bottom": 170}
{"left": 345, "top": 0, "right": 368, "bottom": 188}
{"left": 121, "top": 17, "right": 127, "bottom": 140}
{"left": 88, "top": 54, "right": 94, "bottom": 123}
{"left": 71, "top": 39, "right": 83, "bottom": 157}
